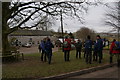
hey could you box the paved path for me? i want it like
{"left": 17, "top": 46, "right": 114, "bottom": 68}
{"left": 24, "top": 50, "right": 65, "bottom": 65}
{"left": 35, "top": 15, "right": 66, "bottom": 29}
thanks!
{"left": 18, "top": 46, "right": 58, "bottom": 54}
{"left": 68, "top": 66, "right": 120, "bottom": 79}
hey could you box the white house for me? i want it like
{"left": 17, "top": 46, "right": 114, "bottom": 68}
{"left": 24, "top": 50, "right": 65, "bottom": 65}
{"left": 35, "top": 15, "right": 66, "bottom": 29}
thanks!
{"left": 8, "top": 30, "right": 55, "bottom": 45}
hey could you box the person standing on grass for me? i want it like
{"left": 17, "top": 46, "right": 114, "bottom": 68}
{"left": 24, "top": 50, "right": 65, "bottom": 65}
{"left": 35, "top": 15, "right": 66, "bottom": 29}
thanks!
{"left": 45, "top": 38, "right": 54, "bottom": 64}
{"left": 93, "top": 41, "right": 98, "bottom": 61}
{"left": 96, "top": 35, "right": 103, "bottom": 63}
{"left": 85, "top": 35, "right": 92, "bottom": 64}
{"left": 40, "top": 38, "right": 47, "bottom": 62}
{"left": 63, "top": 36, "right": 71, "bottom": 61}
{"left": 109, "top": 39, "right": 120, "bottom": 65}
{"left": 75, "top": 39, "right": 82, "bottom": 59}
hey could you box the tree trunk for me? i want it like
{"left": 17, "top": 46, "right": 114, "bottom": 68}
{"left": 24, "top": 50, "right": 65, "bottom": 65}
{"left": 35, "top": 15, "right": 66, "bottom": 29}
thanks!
{"left": 2, "top": 32, "right": 11, "bottom": 55}
{"left": 2, "top": 2, "right": 11, "bottom": 55}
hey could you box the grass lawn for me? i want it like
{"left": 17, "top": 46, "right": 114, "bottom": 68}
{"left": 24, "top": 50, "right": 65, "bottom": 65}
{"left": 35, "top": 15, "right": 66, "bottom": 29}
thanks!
{"left": 2, "top": 50, "right": 116, "bottom": 78}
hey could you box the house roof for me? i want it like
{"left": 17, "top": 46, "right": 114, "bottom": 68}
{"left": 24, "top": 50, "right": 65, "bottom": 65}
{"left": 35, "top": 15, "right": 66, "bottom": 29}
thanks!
{"left": 9, "top": 30, "right": 53, "bottom": 36}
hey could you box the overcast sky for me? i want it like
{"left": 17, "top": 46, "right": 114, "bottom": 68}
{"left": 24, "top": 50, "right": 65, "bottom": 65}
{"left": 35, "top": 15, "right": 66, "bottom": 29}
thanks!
{"left": 2, "top": 0, "right": 117, "bottom": 33}
{"left": 51, "top": 2, "right": 115, "bottom": 33}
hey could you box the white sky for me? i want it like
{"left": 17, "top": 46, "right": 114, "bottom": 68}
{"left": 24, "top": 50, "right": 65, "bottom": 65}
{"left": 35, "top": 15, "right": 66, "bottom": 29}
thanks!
{"left": 51, "top": 2, "right": 115, "bottom": 33}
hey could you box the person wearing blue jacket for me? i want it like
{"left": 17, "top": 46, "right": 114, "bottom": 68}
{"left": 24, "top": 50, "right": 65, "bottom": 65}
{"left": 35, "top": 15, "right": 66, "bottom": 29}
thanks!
{"left": 45, "top": 38, "right": 54, "bottom": 64}
{"left": 93, "top": 41, "right": 98, "bottom": 61}
{"left": 96, "top": 35, "right": 103, "bottom": 63}
{"left": 40, "top": 38, "right": 47, "bottom": 62}
{"left": 85, "top": 35, "right": 93, "bottom": 64}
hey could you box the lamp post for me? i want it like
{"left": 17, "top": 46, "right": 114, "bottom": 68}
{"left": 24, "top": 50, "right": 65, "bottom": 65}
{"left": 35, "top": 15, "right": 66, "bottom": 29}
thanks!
{"left": 117, "top": 2, "right": 120, "bottom": 80}
{"left": 60, "top": 9, "right": 64, "bottom": 43}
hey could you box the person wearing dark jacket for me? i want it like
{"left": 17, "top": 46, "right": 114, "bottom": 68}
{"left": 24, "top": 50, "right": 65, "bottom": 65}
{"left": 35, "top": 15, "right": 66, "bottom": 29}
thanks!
{"left": 93, "top": 41, "right": 98, "bottom": 61}
{"left": 75, "top": 39, "right": 82, "bottom": 59}
{"left": 96, "top": 35, "right": 103, "bottom": 63}
{"left": 40, "top": 39, "right": 47, "bottom": 62}
{"left": 45, "top": 38, "right": 54, "bottom": 64}
{"left": 85, "top": 35, "right": 93, "bottom": 64}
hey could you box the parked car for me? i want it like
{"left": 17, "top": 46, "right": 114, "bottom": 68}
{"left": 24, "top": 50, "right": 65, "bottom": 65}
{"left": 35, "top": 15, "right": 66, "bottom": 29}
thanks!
{"left": 22, "top": 43, "right": 32, "bottom": 48}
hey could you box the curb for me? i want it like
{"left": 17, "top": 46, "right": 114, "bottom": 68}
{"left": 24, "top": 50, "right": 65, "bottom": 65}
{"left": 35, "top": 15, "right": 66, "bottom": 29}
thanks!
{"left": 40, "top": 63, "right": 117, "bottom": 80}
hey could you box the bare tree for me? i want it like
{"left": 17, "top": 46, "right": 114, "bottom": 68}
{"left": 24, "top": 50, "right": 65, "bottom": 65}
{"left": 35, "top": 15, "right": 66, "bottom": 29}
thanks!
{"left": 76, "top": 27, "right": 96, "bottom": 41}
{"left": 105, "top": 2, "right": 120, "bottom": 41}
{"left": 2, "top": 0, "right": 97, "bottom": 54}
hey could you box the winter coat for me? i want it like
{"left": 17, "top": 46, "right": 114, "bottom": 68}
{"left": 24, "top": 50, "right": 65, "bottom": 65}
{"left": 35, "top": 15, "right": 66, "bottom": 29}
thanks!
{"left": 96, "top": 39, "right": 103, "bottom": 51}
{"left": 94, "top": 42, "right": 97, "bottom": 52}
{"left": 40, "top": 41, "right": 46, "bottom": 51}
{"left": 63, "top": 39, "right": 71, "bottom": 51}
{"left": 85, "top": 39, "right": 92, "bottom": 50}
{"left": 75, "top": 42, "right": 82, "bottom": 50}
{"left": 110, "top": 41, "right": 120, "bottom": 54}
{"left": 45, "top": 41, "right": 54, "bottom": 53}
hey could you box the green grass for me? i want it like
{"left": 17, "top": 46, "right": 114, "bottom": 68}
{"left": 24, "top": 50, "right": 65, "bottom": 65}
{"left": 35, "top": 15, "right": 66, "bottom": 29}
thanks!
{"left": 2, "top": 50, "right": 117, "bottom": 78}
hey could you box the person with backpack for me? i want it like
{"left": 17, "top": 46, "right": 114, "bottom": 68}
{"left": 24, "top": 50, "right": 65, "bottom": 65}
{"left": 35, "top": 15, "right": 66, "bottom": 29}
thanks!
{"left": 109, "top": 39, "right": 120, "bottom": 64}
{"left": 75, "top": 39, "right": 82, "bottom": 59}
{"left": 45, "top": 38, "right": 54, "bottom": 64}
{"left": 96, "top": 35, "right": 103, "bottom": 63}
{"left": 40, "top": 38, "right": 47, "bottom": 62}
{"left": 63, "top": 36, "right": 71, "bottom": 61}
{"left": 85, "top": 35, "right": 93, "bottom": 64}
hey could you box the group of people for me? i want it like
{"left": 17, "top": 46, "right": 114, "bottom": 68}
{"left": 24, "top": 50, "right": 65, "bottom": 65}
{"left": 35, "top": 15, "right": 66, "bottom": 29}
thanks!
{"left": 38, "top": 37, "right": 54, "bottom": 64}
{"left": 84, "top": 35, "right": 103, "bottom": 64}
{"left": 63, "top": 35, "right": 104, "bottom": 64}
{"left": 38, "top": 35, "right": 120, "bottom": 65}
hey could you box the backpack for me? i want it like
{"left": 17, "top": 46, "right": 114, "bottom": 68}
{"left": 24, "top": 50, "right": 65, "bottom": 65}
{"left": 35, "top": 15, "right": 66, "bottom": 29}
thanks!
{"left": 113, "top": 41, "right": 120, "bottom": 50}
{"left": 85, "top": 40, "right": 92, "bottom": 49}
{"left": 63, "top": 41, "right": 69, "bottom": 48}
{"left": 76, "top": 42, "right": 82, "bottom": 49}
{"left": 40, "top": 42, "right": 45, "bottom": 50}
{"left": 46, "top": 41, "right": 54, "bottom": 50}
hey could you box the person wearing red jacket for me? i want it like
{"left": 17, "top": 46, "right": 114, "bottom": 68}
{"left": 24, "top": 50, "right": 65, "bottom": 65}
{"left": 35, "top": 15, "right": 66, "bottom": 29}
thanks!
{"left": 109, "top": 39, "right": 120, "bottom": 64}
{"left": 63, "top": 36, "right": 71, "bottom": 61}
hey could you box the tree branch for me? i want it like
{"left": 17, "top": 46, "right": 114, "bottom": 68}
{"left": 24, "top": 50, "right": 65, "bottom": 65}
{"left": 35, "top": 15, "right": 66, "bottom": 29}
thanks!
{"left": 10, "top": 2, "right": 35, "bottom": 13}
{"left": 9, "top": 1, "right": 86, "bottom": 29}
{"left": 105, "top": 21, "right": 119, "bottom": 28}
{"left": 17, "top": 9, "right": 39, "bottom": 28}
